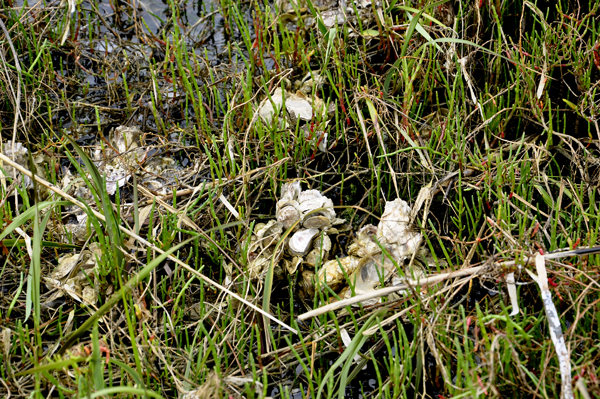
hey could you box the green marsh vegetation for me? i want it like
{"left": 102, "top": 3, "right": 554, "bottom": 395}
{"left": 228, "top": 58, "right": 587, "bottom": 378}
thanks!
{"left": 0, "top": 0, "right": 599, "bottom": 397}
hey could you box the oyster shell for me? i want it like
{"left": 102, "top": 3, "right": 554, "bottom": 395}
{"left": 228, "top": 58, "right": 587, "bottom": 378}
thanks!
{"left": 298, "top": 190, "right": 328, "bottom": 211}
{"left": 376, "top": 199, "right": 423, "bottom": 259}
{"left": 314, "top": 197, "right": 423, "bottom": 293}
{"left": 288, "top": 228, "right": 320, "bottom": 256}
{"left": 316, "top": 255, "right": 362, "bottom": 290}
{"left": 258, "top": 88, "right": 327, "bottom": 125}
{"left": 44, "top": 243, "right": 102, "bottom": 307}
{"left": 247, "top": 246, "right": 283, "bottom": 280}
{"left": 303, "top": 214, "right": 331, "bottom": 229}
{"left": 340, "top": 255, "right": 403, "bottom": 306}
{"left": 299, "top": 268, "right": 316, "bottom": 299}
{"left": 255, "top": 220, "right": 284, "bottom": 249}
{"left": 347, "top": 224, "right": 381, "bottom": 258}
{"left": 281, "top": 181, "right": 301, "bottom": 202}
{"left": 276, "top": 181, "right": 304, "bottom": 229}
{"left": 110, "top": 125, "right": 142, "bottom": 154}
{"left": 305, "top": 248, "right": 328, "bottom": 267}
{"left": 276, "top": 201, "right": 301, "bottom": 229}
{"left": 284, "top": 256, "right": 303, "bottom": 274}
{"left": 312, "top": 233, "right": 332, "bottom": 252}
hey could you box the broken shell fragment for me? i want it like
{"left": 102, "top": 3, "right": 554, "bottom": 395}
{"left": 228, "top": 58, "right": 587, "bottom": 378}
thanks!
{"left": 288, "top": 228, "right": 320, "bottom": 256}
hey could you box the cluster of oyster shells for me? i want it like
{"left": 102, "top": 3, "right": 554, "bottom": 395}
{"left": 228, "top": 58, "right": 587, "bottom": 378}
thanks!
{"left": 43, "top": 242, "right": 103, "bottom": 307}
{"left": 258, "top": 73, "right": 334, "bottom": 153}
{"left": 60, "top": 126, "right": 185, "bottom": 243}
{"left": 316, "top": 198, "right": 424, "bottom": 298}
{"left": 241, "top": 183, "right": 424, "bottom": 306}
{"left": 243, "top": 182, "right": 345, "bottom": 282}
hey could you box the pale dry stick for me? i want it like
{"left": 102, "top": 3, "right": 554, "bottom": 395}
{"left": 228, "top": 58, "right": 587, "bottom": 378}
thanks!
{"left": 527, "top": 254, "right": 574, "bottom": 399}
{"left": 362, "top": 275, "right": 475, "bottom": 336}
{"left": 0, "top": 153, "right": 297, "bottom": 334}
{"left": 298, "top": 266, "right": 486, "bottom": 321}
{"left": 486, "top": 216, "right": 519, "bottom": 247}
{"left": 299, "top": 245, "right": 600, "bottom": 321}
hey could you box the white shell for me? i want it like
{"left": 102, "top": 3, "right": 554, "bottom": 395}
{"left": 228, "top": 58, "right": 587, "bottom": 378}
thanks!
{"left": 288, "top": 228, "right": 320, "bottom": 256}
{"left": 276, "top": 202, "right": 301, "bottom": 229}
{"left": 377, "top": 199, "right": 422, "bottom": 259}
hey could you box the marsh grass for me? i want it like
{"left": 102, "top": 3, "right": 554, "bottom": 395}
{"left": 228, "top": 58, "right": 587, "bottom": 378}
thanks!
{"left": 0, "top": 0, "right": 600, "bottom": 397}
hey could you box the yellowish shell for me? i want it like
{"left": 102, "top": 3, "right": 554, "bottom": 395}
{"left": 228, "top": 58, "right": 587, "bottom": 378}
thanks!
{"left": 316, "top": 255, "right": 362, "bottom": 290}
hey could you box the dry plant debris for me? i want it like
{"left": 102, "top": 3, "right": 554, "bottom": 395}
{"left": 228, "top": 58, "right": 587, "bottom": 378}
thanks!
{"left": 0, "top": 0, "right": 600, "bottom": 398}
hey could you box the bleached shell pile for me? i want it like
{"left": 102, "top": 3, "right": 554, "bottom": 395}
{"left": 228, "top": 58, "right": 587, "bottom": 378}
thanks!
{"left": 43, "top": 242, "right": 104, "bottom": 307}
{"left": 316, "top": 198, "right": 423, "bottom": 291}
{"left": 240, "top": 183, "right": 424, "bottom": 304}
{"left": 60, "top": 126, "right": 185, "bottom": 243}
{"left": 242, "top": 182, "right": 344, "bottom": 281}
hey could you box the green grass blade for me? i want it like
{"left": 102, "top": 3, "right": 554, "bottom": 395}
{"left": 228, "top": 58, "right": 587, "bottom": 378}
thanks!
{"left": 0, "top": 201, "right": 71, "bottom": 242}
